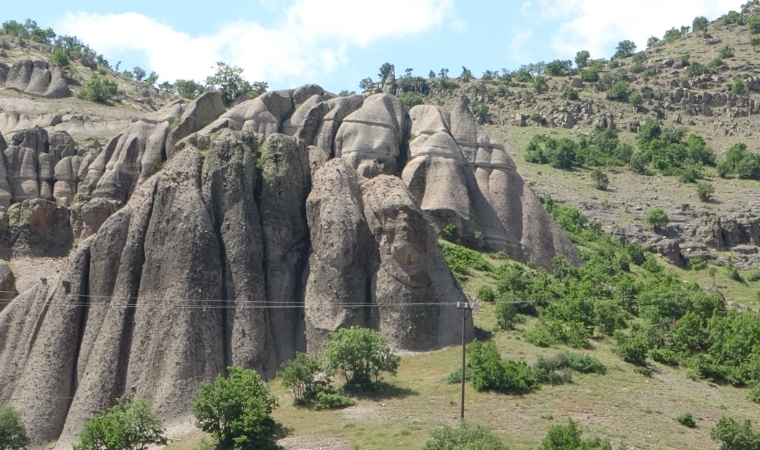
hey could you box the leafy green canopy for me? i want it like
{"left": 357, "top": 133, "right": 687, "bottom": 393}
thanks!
{"left": 423, "top": 422, "right": 507, "bottom": 450}
{"left": 633, "top": 119, "right": 715, "bottom": 178}
{"left": 192, "top": 367, "right": 278, "bottom": 450}
{"left": 524, "top": 129, "right": 633, "bottom": 169}
{"left": 74, "top": 398, "right": 167, "bottom": 450}
{"left": 323, "top": 326, "right": 400, "bottom": 385}
{"left": 0, "top": 405, "right": 30, "bottom": 450}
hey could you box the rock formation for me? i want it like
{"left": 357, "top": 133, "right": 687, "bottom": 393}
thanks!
{"left": 4, "top": 60, "right": 71, "bottom": 98}
{"left": 0, "top": 85, "right": 584, "bottom": 447}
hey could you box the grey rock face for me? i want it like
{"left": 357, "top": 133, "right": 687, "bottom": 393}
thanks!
{"left": 5, "top": 60, "right": 72, "bottom": 98}
{"left": 0, "top": 260, "right": 16, "bottom": 312}
{"left": 168, "top": 91, "right": 226, "bottom": 156}
{"left": 7, "top": 198, "right": 73, "bottom": 257}
{"left": 0, "top": 62, "right": 9, "bottom": 84}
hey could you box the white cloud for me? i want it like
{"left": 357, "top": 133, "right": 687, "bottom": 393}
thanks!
{"left": 541, "top": 0, "right": 745, "bottom": 58}
{"left": 509, "top": 28, "right": 534, "bottom": 63}
{"left": 58, "top": 0, "right": 453, "bottom": 86}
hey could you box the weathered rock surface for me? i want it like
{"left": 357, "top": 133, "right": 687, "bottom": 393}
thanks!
{"left": 0, "top": 259, "right": 16, "bottom": 311}
{"left": 5, "top": 60, "right": 71, "bottom": 98}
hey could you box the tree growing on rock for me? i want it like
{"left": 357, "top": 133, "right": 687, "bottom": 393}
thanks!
{"left": 0, "top": 405, "right": 30, "bottom": 450}
{"left": 192, "top": 367, "right": 278, "bottom": 450}
{"left": 378, "top": 62, "right": 395, "bottom": 85}
{"left": 132, "top": 66, "right": 146, "bottom": 83}
{"left": 74, "top": 398, "right": 167, "bottom": 450}
{"left": 206, "top": 62, "right": 267, "bottom": 106}
{"left": 646, "top": 208, "right": 669, "bottom": 233}
{"left": 324, "top": 326, "right": 400, "bottom": 385}
{"left": 647, "top": 36, "right": 660, "bottom": 48}
{"left": 460, "top": 66, "right": 473, "bottom": 82}
{"left": 533, "top": 76, "right": 549, "bottom": 93}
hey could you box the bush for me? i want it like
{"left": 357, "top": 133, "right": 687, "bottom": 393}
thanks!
{"left": 646, "top": 208, "right": 669, "bottom": 232}
{"left": 747, "top": 270, "right": 760, "bottom": 282}
{"left": 467, "top": 341, "right": 539, "bottom": 394}
{"left": 590, "top": 169, "right": 609, "bottom": 190}
{"left": 749, "top": 385, "right": 760, "bottom": 403}
{"left": 536, "top": 352, "right": 606, "bottom": 375}
{"left": 278, "top": 353, "right": 321, "bottom": 404}
{"left": 173, "top": 79, "right": 206, "bottom": 99}
{"left": 650, "top": 348, "right": 679, "bottom": 366}
{"left": 495, "top": 296, "right": 519, "bottom": 330}
{"left": 565, "top": 87, "right": 579, "bottom": 100}
{"left": 711, "top": 417, "right": 760, "bottom": 449}
{"left": 629, "top": 91, "right": 643, "bottom": 109}
{"left": 77, "top": 75, "right": 117, "bottom": 103}
{"left": 0, "top": 405, "right": 30, "bottom": 450}
{"left": 579, "top": 67, "right": 600, "bottom": 82}
{"left": 675, "top": 413, "right": 697, "bottom": 428}
{"left": 440, "top": 243, "right": 494, "bottom": 275}
{"left": 720, "top": 46, "right": 736, "bottom": 59}
{"left": 75, "top": 398, "right": 168, "bottom": 450}
{"left": 693, "top": 16, "right": 709, "bottom": 32}
{"left": 606, "top": 81, "right": 629, "bottom": 102}
{"left": 477, "top": 285, "right": 496, "bottom": 303}
{"left": 751, "top": 16, "right": 760, "bottom": 34}
{"left": 399, "top": 92, "right": 425, "bottom": 109}
{"left": 697, "top": 182, "right": 714, "bottom": 202}
{"left": 324, "top": 326, "right": 400, "bottom": 385}
{"left": 533, "top": 76, "right": 549, "bottom": 93}
{"left": 751, "top": 36, "right": 760, "bottom": 47}
{"left": 723, "top": 11, "right": 745, "bottom": 25}
{"left": 614, "top": 330, "right": 648, "bottom": 366}
{"left": 626, "top": 244, "right": 646, "bottom": 265}
{"left": 423, "top": 422, "right": 506, "bottom": 450}
{"left": 733, "top": 78, "right": 747, "bottom": 95}
{"left": 48, "top": 47, "right": 69, "bottom": 68}
{"left": 686, "top": 62, "right": 711, "bottom": 78}
{"left": 192, "top": 367, "right": 278, "bottom": 450}
{"left": 539, "top": 419, "right": 613, "bottom": 450}
{"left": 546, "top": 60, "right": 572, "bottom": 76}
{"left": 312, "top": 390, "right": 355, "bottom": 411}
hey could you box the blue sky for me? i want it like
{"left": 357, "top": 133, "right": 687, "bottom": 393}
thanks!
{"left": 2, "top": 0, "right": 744, "bottom": 92}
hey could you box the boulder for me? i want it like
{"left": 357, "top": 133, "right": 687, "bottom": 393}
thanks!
{"left": 167, "top": 91, "right": 226, "bottom": 156}
{"left": 5, "top": 60, "right": 71, "bottom": 98}
{"left": 7, "top": 199, "right": 73, "bottom": 257}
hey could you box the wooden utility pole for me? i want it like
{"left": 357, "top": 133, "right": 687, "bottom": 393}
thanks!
{"left": 457, "top": 301, "right": 473, "bottom": 420}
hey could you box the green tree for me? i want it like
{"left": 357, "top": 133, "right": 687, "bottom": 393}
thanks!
{"left": 629, "top": 91, "right": 644, "bottom": 109}
{"left": 206, "top": 62, "right": 266, "bottom": 106}
{"left": 697, "top": 182, "right": 714, "bottom": 202}
{"left": 565, "top": 87, "right": 579, "bottom": 100}
{"left": 590, "top": 169, "right": 609, "bottom": 190}
{"left": 48, "top": 47, "right": 69, "bottom": 68}
{"left": 174, "top": 79, "right": 206, "bottom": 99}
{"left": 546, "top": 60, "right": 571, "bottom": 76}
{"left": 144, "top": 71, "right": 159, "bottom": 87}
{"left": 751, "top": 36, "right": 760, "bottom": 49}
{"left": 378, "top": 62, "right": 395, "bottom": 84}
{"left": 74, "top": 398, "right": 167, "bottom": 450}
{"left": 614, "top": 40, "right": 637, "bottom": 59}
{"left": 751, "top": 16, "right": 760, "bottom": 34}
{"left": 192, "top": 366, "right": 278, "bottom": 450}
{"left": 533, "top": 75, "right": 549, "bottom": 93}
{"left": 323, "top": 326, "right": 400, "bottom": 385}
{"left": 575, "top": 50, "right": 591, "bottom": 68}
{"left": 0, "top": 405, "right": 30, "bottom": 450}
{"left": 132, "top": 67, "right": 146, "bottom": 83}
{"left": 77, "top": 75, "right": 118, "bottom": 103}
{"left": 711, "top": 417, "right": 760, "bottom": 450}
{"left": 359, "top": 77, "right": 373, "bottom": 91}
{"left": 606, "top": 81, "right": 629, "bottom": 101}
{"left": 646, "top": 208, "right": 669, "bottom": 232}
{"left": 720, "top": 46, "right": 736, "bottom": 59}
{"left": 29, "top": 27, "right": 55, "bottom": 45}
{"left": 460, "top": 66, "right": 473, "bottom": 82}
{"left": 647, "top": 36, "right": 661, "bottom": 48}
{"left": 278, "top": 353, "right": 321, "bottom": 405}
{"left": 423, "top": 422, "right": 506, "bottom": 450}
{"left": 693, "top": 16, "right": 709, "bottom": 32}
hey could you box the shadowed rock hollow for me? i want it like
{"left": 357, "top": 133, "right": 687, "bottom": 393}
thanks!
{"left": 0, "top": 85, "right": 579, "bottom": 448}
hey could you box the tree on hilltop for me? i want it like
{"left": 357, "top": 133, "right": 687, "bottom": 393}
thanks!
{"left": 614, "top": 40, "right": 637, "bottom": 59}
{"left": 575, "top": 50, "right": 590, "bottom": 68}
{"left": 693, "top": 16, "right": 709, "bottom": 32}
{"left": 378, "top": 62, "right": 395, "bottom": 85}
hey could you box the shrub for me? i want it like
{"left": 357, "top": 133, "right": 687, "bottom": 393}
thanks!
{"left": 675, "top": 413, "right": 697, "bottom": 428}
{"left": 590, "top": 169, "right": 609, "bottom": 190}
{"left": 690, "top": 257, "right": 708, "bottom": 270}
{"left": 539, "top": 419, "right": 612, "bottom": 450}
{"left": 440, "top": 243, "right": 494, "bottom": 275}
{"left": 423, "top": 422, "right": 506, "bottom": 450}
{"left": 49, "top": 47, "right": 69, "bottom": 68}
{"left": 627, "top": 244, "right": 646, "bottom": 265}
{"left": 467, "top": 341, "right": 539, "bottom": 394}
{"left": 629, "top": 152, "right": 649, "bottom": 174}
{"left": 697, "top": 182, "right": 714, "bottom": 202}
{"left": 324, "top": 326, "right": 400, "bottom": 385}
{"left": 546, "top": 60, "right": 572, "bottom": 76}
{"left": 206, "top": 61, "right": 267, "bottom": 106}
{"left": 720, "top": 46, "right": 736, "bottom": 59}
{"left": 614, "top": 330, "right": 648, "bottom": 366}
{"left": 536, "top": 352, "right": 606, "bottom": 375}
{"left": 477, "top": 286, "right": 496, "bottom": 303}
{"left": 312, "top": 390, "right": 355, "bottom": 411}
{"left": 733, "top": 78, "right": 747, "bottom": 95}
{"left": 514, "top": 68, "right": 532, "bottom": 82}
{"left": 646, "top": 208, "right": 669, "bottom": 232}
{"left": 77, "top": 75, "right": 118, "bottom": 103}
{"left": 747, "top": 270, "right": 760, "bottom": 282}
{"left": 723, "top": 11, "right": 745, "bottom": 25}
{"left": 606, "top": 81, "right": 629, "bottom": 102}
{"left": 533, "top": 76, "right": 549, "bottom": 93}
{"left": 749, "top": 385, "right": 760, "bottom": 403}
{"left": 278, "top": 353, "right": 321, "bottom": 405}
{"left": 751, "top": 36, "right": 760, "bottom": 48}
{"left": 647, "top": 36, "right": 661, "bottom": 48}
{"left": 75, "top": 398, "right": 168, "bottom": 450}
{"left": 629, "top": 91, "right": 644, "bottom": 109}
{"left": 192, "top": 367, "right": 278, "bottom": 450}
{"left": 495, "top": 296, "right": 519, "bottom": 330}
{"left": 173, "top": 79, "right": 205, "bottom": 99}
{"left": 0, "top": 405, "right": 30, "bottom": 450}
{"left": 650, "top": 348, "right": 679, "bottom": 366}
{"left": 565, "top": 87, "right": 579, "bottom": 100}
{"left": 579, "top": 67, "right": 600, "bottom": 82}
{"left": 751, "top": 16, "right": 760, "bottom": 34}
{"left": 727, "top": 264, "right": 744, "bottom": 283}
{"left": 686, "top": 62, "right": 711, "bottom": 78}
{"left": 399, "top": 92, "right": 425, "bottom": 109}
{"left": 711, "top": 417, "right": 760, "bottom": 449}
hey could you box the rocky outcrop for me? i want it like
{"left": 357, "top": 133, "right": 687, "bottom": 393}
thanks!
{"left": 0, "top": 260, "right": 16, "bottom": 312}
{"left": 402, "top": 99, "right": 580, "bottom": 269}
{"left": 7, "top": 199, "right": 73, "bottom": 257}
{"left": 167, "top": 91, "right": 226, "bottom": 156}
{"left": 5, "top": 60, "right": 71, "bottom": 98}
